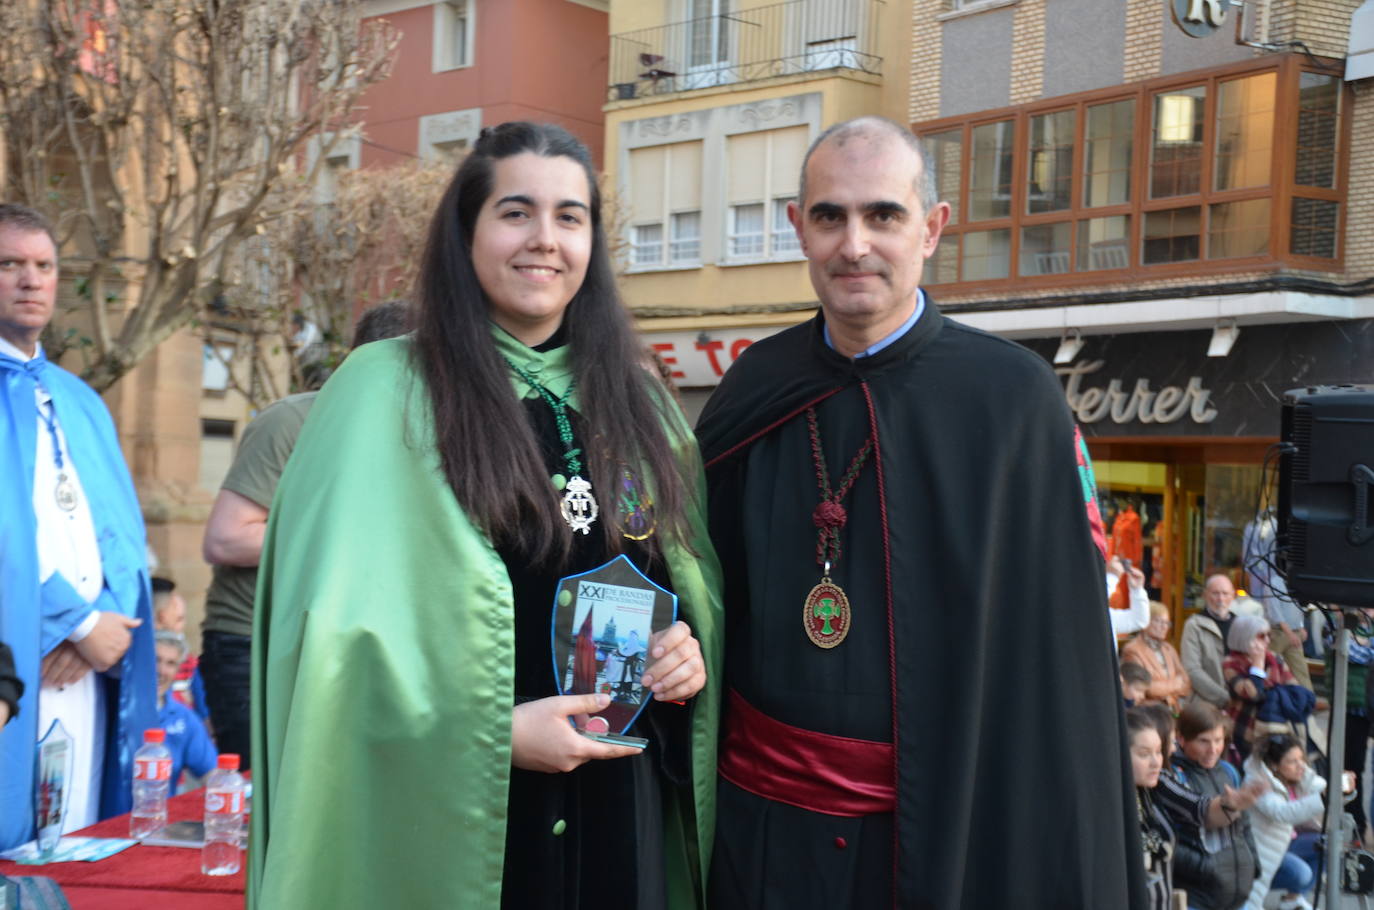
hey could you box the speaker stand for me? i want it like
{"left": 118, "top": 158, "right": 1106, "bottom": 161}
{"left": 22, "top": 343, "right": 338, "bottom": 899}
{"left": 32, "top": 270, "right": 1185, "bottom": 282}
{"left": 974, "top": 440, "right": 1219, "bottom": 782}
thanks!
{"left": 1323, "top": 607, "right": 1362, "bottom": 909}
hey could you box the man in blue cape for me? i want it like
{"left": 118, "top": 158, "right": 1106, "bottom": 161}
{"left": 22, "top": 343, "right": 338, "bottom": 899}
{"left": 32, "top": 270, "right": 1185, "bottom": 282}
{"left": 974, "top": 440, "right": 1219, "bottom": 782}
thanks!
{"left": 0, "top": 203, "right": 156, "bottom": 850}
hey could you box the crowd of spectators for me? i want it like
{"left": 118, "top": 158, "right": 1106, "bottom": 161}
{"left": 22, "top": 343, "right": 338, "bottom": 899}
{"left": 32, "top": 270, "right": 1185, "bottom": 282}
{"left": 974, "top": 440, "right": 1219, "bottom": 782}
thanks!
{"left": 1119, "top": 570, "right": 1342, "bottom": 910}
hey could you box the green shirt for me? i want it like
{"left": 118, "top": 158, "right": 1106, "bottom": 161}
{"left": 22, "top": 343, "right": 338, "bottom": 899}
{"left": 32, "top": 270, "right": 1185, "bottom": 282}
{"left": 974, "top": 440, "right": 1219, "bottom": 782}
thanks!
{"left": 202, "top": 391, "right": 317, "bottom": 638}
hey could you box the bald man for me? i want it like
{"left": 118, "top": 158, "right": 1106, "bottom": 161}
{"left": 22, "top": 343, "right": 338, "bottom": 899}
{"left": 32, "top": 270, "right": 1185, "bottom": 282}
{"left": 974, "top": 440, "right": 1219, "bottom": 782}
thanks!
{"left": 1181, "top": 574, "right": 1240, "bottom": 709}
{"left": 697, "top": 117, "right": 1144, "bottom": 908}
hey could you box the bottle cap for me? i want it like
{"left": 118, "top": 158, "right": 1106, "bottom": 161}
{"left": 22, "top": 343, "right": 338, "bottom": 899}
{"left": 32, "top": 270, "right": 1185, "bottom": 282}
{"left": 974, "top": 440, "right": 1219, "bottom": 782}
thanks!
{"left": 143, "top": 729, "right": 165, "bottom": 743}
{"left": 217, "top": 754, "right": 241, "bottom": 771}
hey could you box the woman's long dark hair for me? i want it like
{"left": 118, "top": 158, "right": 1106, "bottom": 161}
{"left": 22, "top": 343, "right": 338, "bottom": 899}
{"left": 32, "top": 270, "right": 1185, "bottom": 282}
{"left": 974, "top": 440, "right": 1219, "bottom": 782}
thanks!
{"left": 413, "top": 121, "right": 690, "bottom": 563}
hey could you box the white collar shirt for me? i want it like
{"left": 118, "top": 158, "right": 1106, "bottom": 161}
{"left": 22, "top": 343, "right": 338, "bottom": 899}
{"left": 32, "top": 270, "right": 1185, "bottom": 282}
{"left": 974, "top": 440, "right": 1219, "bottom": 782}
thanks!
{"left": 0, "top": 335, "right": 104, "bottom": 630}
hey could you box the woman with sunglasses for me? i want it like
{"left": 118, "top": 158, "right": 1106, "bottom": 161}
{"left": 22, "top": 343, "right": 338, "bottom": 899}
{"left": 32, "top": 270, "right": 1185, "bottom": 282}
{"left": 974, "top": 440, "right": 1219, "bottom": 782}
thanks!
{"left": 1221, "top": 614, "right": 1309, "bottom": 760}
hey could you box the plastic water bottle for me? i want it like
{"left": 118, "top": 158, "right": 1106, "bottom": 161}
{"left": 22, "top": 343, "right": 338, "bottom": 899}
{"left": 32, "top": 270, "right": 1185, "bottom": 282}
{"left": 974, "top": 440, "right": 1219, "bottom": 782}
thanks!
{"left": 201, "top": 754, "right": 245, "bottom": 876}
{"left": 130, "top": 729, "right": 171, "bottom": 839}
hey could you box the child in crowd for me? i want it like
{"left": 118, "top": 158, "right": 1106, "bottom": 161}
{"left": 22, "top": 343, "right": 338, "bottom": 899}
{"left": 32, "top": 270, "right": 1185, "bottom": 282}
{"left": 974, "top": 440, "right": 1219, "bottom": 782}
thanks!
{"left": 155, "top": 630, "right": 218, "bottom": 793}
{"left": 1244, "top": 734, "right": 1324, "bottom": 910}
{"left": 152, "top": 577, "right": 210, "bottom": 723}
{"left": 1123, "top": 661, "right": 1153, "bottom": 707}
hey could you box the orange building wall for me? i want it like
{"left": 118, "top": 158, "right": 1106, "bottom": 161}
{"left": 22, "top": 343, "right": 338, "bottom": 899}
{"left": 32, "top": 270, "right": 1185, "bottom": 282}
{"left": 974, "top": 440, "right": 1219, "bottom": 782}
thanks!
{"left": 360, "top": 0, "right": 608, "bottom": 168}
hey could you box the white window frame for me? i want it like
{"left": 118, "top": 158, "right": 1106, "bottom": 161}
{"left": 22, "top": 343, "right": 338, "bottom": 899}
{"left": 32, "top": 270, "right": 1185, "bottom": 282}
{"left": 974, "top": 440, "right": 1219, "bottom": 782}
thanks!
{"left": 680, "top": 0, "right": 735, "bottom": 89}
{"left": 771, "top": 197, "right": 800, "bottom": 255}
{"left": 727, "top": 203, "right": 764, "bottom": 258}
{"left": 632, "top": 223, "right": 665, "bottom": 267}
{"left": 418, "top": 107, "right": 482, "bottom": 161}
{"left": 728, "top": 196, "right": 800, "bottom": 262}
{"left": 201, "top": 343, "right": 236, "bottom": 393}
{"left": 669, "top": 211, "right": 701, "bottom": 263}
{"left": 433, "top": 0, "right": 475, "bottom": 72}
{"left": 940, "top": 0, "right": 1020, "bottom": 17}
{"left": 627, "top": 143, "right": 704, "bottom": 272}
{"left": 725, "top": 129, "right": 805, "bottom": 264}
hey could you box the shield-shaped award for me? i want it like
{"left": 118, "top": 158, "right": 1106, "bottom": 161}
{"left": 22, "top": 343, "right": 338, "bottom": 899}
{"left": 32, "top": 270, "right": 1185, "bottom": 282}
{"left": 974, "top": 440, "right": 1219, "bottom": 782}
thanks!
{"left": 34, "top": 719, "right": 73, "bottom": 857}
{"left": 550, "top": 554, "right": 677, "bottom": 736}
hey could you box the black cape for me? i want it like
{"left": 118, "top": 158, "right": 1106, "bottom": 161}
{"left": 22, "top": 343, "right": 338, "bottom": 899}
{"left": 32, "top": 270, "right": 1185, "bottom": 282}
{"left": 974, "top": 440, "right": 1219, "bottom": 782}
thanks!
{"left": 498, "top": 384, "right": 689, "bottom": 910}
{"left": 696, "top": 302, "right": 1146, "bottom": 909}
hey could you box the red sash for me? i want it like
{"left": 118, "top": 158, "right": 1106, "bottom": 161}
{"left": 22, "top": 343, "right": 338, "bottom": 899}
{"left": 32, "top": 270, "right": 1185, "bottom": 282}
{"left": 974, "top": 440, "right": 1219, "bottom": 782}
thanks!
{"left": 717, "top": 688, "right": 895, "bottom": 817}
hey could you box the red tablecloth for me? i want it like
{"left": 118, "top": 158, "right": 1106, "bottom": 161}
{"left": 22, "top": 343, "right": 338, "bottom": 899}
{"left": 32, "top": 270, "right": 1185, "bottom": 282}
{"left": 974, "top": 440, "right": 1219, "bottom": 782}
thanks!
{"left": 0, "top": 788, "right": 244, "bottom": 909}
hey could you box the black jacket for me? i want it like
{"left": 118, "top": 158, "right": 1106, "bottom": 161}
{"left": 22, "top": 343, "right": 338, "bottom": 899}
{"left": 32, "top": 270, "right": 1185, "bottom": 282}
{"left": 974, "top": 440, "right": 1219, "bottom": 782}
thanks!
{"left": 0, "top": 642, "right": 21, "bottom": 724}
{"left": 1163, "top": 756, "right": 1259, "bottom": 910}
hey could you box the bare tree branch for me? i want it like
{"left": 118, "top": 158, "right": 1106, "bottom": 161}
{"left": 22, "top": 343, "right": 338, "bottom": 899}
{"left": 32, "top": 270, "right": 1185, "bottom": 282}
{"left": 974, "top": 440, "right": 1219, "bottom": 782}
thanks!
{"left": 0, "top": 0, "right": 399, "bottom": 391}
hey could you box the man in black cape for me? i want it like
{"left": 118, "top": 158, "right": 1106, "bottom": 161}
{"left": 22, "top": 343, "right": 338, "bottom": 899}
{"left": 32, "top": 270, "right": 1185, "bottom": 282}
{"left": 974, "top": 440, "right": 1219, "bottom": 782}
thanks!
{"left": 696, "top": 117, "right": 1146, "bottom": 908}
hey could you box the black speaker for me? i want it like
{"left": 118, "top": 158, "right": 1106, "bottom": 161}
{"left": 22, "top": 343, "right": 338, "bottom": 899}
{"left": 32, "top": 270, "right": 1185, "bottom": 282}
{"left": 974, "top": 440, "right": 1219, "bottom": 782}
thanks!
{"left": 1277, "top": 385, "right": 1374, "bottom": 607}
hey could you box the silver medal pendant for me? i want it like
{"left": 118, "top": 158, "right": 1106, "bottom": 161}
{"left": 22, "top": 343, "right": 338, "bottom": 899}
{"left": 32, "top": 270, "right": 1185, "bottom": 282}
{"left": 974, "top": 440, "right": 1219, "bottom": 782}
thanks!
{"left": 560, "top": 475, "right": 598, "bottom": 535}
{"left": 54, "top": 474, "right": 78, "bottom": 512}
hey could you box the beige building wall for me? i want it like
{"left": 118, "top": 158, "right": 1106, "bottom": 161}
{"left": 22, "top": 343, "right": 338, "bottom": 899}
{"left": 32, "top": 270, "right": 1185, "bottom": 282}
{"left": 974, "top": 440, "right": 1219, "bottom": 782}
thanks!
{"left": 607, "top": 0, "right": 912, "bottom": 336}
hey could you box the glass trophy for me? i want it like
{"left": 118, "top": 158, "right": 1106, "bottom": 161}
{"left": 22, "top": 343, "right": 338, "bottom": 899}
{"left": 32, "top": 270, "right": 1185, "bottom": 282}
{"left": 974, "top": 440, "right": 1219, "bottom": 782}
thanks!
{"left": 34, "top": 720, "right": 73, "bottom": 857}
{"left": 550, "top": 554, "right": 677, "bottom": 741}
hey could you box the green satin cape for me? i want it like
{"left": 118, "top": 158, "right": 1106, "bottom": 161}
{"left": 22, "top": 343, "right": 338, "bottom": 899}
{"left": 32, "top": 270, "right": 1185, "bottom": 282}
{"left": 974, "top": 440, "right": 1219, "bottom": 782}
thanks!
{"left": 248, "top": 335, "right": 723, "bottom": 908}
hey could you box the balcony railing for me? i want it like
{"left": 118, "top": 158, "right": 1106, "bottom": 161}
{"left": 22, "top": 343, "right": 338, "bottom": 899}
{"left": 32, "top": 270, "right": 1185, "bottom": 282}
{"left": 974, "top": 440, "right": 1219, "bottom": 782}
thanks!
{"left": 608, "top": 0, "right": 884, "bottom": 102}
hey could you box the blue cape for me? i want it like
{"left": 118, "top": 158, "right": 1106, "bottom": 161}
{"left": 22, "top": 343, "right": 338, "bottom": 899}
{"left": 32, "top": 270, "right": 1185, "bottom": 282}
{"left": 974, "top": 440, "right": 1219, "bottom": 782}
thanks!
{"left": 0, "top": 348, "right": 156, "bottom": 850}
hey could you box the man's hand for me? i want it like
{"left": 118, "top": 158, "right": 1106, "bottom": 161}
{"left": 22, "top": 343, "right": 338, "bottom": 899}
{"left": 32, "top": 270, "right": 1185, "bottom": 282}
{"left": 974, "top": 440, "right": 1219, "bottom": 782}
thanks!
{"left": 41, "top": 642, "right": 94, "bottom": 687}
{"left": 641, "top": 621, "right": 706, "bottom": 702}
{"left": 1285, "top": 628, "right": 1304, "bottom": 651}
{"left": 511, "top": 694, "right": 641, "bottom": 773}
{"left": 73, "top": 612, "right": 142, "bottom": 673}
{"left": 1227, "top": 776, "right": 1269, "bottom": 812}
{"left": 1127, "top": 566, "right": 1146, "bottom": 590}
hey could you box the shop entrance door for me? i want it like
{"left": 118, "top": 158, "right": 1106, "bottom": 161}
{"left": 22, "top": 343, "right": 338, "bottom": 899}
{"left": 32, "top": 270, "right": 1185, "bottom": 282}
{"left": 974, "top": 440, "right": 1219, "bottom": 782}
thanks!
{"left": 1088, "top": 439, "right": 1273, "bottom": 646}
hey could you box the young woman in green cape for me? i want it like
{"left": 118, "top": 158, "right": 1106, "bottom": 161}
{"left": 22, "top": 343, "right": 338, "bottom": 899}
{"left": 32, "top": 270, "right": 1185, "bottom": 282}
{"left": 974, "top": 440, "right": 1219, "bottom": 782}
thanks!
{"left": 249, "top": 122, "right": 723, "bottom": 909}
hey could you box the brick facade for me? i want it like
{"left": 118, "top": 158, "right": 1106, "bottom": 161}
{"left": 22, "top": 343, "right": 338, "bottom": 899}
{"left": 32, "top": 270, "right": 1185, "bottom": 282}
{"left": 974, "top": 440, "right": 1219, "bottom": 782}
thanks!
{"left": 1123, "top": 0, "right": 1163, "bottom": 82}
{"left": 1275, "top": 0, "right": 1359, "bottom": 58}
{"left": 1009, "top": 0, "right": 1046, "bottom": 104}
{"left": 909, "top": 0, "right": 944, "bottom": 123}
{"left": 1346, "top": 80, "right": 1374, "bottom": 277}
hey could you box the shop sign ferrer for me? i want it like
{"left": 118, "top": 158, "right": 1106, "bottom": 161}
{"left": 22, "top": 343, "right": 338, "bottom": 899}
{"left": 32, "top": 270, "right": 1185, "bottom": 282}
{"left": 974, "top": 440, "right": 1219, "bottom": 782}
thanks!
{"left": 1056, "top": 359, "right": 1219, "bottom": 425}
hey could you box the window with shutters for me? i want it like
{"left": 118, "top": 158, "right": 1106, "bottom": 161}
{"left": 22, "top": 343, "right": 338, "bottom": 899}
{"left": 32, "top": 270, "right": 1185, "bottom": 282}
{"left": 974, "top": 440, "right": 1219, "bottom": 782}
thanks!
{"left": 627, "top": 141, "right": 704, "bottom": 270}
{"left": 433, "top": 0, "right": 474, "bottom": 71}
{"left": 725, "top": 125, "right": 807, "bottom": 262}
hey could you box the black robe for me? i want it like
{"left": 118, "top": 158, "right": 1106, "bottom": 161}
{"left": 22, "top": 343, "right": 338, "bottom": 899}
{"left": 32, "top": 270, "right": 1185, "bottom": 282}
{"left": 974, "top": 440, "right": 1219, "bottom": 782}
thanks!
{"left": 696, "top": 302, "right": 1147, "bottom": 909}
{"left": 498, "top": 387, "right": 689, "bottom": 910}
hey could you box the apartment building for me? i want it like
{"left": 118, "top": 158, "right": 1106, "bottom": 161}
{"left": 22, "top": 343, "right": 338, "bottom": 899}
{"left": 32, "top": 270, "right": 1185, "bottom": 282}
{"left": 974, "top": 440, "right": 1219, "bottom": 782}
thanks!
{"left": 604, "top": 0, "right": 913, "bottom": 416}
